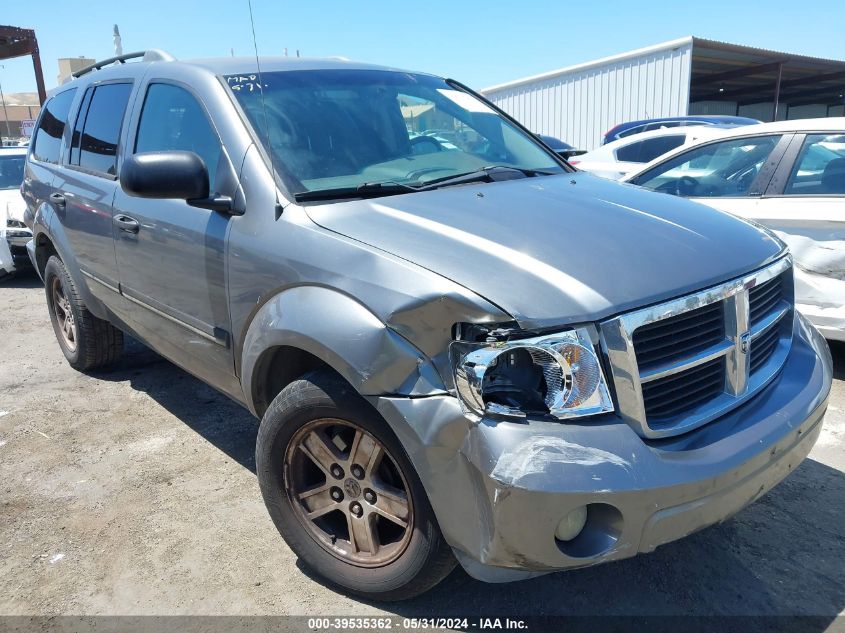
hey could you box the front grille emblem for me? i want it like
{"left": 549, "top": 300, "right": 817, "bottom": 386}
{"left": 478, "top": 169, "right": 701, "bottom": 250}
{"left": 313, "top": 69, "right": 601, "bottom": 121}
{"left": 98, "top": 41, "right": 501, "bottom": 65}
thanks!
{"left": 739, "top": 331, "right": 751, "bottom": 354}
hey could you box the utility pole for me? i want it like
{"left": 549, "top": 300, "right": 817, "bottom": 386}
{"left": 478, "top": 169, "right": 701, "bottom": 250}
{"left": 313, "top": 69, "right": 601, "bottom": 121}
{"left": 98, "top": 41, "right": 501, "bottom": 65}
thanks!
{"left": 0, "top": 65, "right": 11, "bottom": 141}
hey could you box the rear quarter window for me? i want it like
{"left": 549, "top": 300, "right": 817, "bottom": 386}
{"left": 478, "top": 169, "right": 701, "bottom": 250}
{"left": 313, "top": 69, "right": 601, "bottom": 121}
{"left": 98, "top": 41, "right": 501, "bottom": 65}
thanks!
{"left": 31, "top": 89, "right": 77, "bottom": 164}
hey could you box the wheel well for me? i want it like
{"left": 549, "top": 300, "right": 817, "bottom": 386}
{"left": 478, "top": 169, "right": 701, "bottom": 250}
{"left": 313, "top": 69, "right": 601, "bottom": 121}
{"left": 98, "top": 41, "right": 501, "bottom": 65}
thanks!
{"left": 34, "top": 233, "right": 58, "bottom": 277}
{"left": 253, "top": 346, "right": 334, "bottom": 417}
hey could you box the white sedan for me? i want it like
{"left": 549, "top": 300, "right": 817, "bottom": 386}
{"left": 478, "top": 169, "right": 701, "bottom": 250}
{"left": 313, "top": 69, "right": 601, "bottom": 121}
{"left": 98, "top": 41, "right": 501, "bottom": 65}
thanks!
{"left": 572, "top": 125, "right": 738, "bottom": 180}
{"left": 625, "top": 118, "right": 845, "bottom": 341}
{"left": 0, "top": 147, "right": 30, "bottom": 279}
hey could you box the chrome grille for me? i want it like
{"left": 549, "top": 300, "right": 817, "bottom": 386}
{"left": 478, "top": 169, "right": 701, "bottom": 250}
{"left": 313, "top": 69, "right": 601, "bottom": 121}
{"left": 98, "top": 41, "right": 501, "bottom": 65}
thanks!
{"left": 632, "top": 302, "right": 725, "bottom": 370}
{"left": 600, "top": 257, "right": 794, "bottom": 438}
{"left": 641, "top": 357, "right": 725, "bottom": 420}
{"left": 749, "top": 275, "right": 782, "bottom": 325}
{"left": 749, "top": 321, "right": 780, "bottom": 373}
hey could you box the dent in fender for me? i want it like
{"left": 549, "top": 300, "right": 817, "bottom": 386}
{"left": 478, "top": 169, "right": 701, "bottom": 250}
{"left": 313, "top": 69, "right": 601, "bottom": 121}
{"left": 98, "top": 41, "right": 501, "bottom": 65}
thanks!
{"left": 241, "top": 285, "right": 446, "bottom": 414}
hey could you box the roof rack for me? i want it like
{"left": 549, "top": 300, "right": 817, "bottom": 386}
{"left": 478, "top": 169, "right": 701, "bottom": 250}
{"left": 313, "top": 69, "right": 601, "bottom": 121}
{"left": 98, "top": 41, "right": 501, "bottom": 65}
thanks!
{"left": 70, "top": 49, "right": 175, "bottom": 80}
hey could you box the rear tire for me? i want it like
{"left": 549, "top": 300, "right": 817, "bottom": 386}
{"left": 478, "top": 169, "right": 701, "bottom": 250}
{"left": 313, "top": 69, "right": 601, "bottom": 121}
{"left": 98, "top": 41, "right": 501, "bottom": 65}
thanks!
{"left": 256, "top": 369, "right": 456, "bottom": 601}
{"left": 44, "top": 256, "right": 123, "bottom": 371}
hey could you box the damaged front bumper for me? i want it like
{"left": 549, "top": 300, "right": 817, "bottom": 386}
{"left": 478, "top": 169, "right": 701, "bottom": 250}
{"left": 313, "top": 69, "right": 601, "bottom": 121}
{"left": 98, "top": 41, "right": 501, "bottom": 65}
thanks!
{"left": 372, "top": 313, "right": 832, "bottom": 583}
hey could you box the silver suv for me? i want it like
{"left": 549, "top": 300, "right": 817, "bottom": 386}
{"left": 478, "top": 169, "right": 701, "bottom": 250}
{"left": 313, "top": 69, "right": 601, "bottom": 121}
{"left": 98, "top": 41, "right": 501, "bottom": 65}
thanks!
{"left": 21, "top": 50, "right": 832, "bottom": 600}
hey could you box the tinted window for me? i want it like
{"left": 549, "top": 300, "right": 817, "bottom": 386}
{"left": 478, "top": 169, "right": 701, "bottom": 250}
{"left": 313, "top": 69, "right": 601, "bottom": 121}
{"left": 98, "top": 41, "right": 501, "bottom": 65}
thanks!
{"left": 632, "top": 135, "right": 781, "bottom": 198}
{"left": 784, "top": 134, "right": 845, "bottom": 195}
{"left": 0, "top": 154, "right": 25, "bottom": 190}
{"left": 135, "top": 83, "right": 221, "bottom": 190}
{"left": 72, "top": 83, "right": 133, "bottom": 176}
{"left": 616, "top": 135, "right": 685, "bottom": 163}
{"left": 31, "top": 89, "right": 76, "bottom": 164}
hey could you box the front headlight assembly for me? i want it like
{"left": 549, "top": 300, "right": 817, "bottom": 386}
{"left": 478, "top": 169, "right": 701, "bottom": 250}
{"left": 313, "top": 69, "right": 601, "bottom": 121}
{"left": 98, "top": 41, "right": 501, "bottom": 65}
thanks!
{"left": 450, "top": 326, "right": 614, "bottom": 421}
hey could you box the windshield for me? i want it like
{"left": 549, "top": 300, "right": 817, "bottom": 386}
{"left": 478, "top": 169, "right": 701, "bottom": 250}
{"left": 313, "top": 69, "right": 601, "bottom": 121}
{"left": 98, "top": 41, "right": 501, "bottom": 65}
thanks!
{"left": 224, "top": 69, "right": 563, "bottom": 196}
{"left": 0, "top": 153, "right": 24, "bottom": 190}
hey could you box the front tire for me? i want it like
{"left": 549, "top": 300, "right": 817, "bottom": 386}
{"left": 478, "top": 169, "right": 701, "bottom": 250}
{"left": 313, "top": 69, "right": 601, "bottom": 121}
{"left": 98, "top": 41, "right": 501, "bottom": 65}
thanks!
{"left": 44, "top": 256, "right": 123, "bottom": 371}
{"left": 256, "top": 369, "right": 455, "bottom": 600}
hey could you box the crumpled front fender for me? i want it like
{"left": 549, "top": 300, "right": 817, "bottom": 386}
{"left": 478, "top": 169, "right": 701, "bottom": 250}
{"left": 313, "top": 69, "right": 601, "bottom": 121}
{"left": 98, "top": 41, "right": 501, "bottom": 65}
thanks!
{"left": 240, "top": 285, "right": 447, "bottom": 415}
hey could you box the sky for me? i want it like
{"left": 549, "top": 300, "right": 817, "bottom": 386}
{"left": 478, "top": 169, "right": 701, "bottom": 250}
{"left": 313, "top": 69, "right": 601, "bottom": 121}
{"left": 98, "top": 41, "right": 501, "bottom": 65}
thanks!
{"left": 1, "top": 0, "right": 844, "bottom": 95}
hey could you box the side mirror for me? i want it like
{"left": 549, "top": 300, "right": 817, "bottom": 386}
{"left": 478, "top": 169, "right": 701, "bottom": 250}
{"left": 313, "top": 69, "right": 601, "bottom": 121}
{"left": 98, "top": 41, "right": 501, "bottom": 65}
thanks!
{"left": 121, "top": 151, "right": 209, "bottom": 200}
{"left": 121, "top": 151, "right": 234, "bottom": 213}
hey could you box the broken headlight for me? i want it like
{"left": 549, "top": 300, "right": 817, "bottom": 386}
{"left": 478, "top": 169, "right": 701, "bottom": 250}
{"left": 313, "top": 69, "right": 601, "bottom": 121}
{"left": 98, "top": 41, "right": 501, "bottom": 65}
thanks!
{"left": 450, "top": 327, "right": 614, "bottom": 421}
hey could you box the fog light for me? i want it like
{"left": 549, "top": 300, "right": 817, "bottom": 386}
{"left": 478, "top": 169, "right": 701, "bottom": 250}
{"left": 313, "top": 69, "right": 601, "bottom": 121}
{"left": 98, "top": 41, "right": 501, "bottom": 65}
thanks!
{"left": 555, "top": 506, "right": 588, "bottom": 541}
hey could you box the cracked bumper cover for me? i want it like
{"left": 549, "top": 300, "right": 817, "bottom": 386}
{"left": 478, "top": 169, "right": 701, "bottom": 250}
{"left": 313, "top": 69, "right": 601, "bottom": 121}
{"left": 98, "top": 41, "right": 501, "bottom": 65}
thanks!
{"left": 372, "top": 313, "right": 832, "bottom": 583}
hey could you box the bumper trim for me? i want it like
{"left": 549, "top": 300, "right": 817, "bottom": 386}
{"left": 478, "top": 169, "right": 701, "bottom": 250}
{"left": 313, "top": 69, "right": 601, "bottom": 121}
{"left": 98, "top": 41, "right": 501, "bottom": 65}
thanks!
{"left": 639, "top": 396, "right": 826, "bottom": 553}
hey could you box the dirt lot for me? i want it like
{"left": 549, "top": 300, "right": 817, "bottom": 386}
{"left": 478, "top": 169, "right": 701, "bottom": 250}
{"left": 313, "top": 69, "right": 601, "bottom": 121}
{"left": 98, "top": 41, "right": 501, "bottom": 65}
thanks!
{"left": 1, "top": 271, "right": 844, "bottom": 621}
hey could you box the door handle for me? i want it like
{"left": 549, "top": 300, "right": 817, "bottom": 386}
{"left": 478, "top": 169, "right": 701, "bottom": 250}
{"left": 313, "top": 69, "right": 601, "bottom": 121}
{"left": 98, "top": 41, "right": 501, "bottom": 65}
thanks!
{"left": 49, "top": 192, "right": 66, "bottom": 209}
{"left": 114, "top": 214, "right": 140, "bottom": 234}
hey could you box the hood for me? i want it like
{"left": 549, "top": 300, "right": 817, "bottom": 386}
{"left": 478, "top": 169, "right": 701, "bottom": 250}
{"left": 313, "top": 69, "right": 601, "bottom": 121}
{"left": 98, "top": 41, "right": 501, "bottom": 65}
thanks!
{"left": 305, "top": 173, "right": 784, "bottom": 329}
{"left": 0, "top": 189, "right": 26, "bottom": 223}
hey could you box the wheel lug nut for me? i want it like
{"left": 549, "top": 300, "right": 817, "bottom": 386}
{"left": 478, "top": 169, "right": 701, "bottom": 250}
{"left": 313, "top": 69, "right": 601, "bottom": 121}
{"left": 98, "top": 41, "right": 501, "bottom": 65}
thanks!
{"left": 330, "top": 464, "right": 344, "bottom": 479}
{"left": 350, "top": 502, "right": 363, "bottom": 517}
{"left": 351, "top": 464, "right": 364, "bottom": 480}
{"left": 364, "top": 489, "right": 376, "bottom": 504}
{"left": 330, "top": 487, "right": 343, "bottom": 502}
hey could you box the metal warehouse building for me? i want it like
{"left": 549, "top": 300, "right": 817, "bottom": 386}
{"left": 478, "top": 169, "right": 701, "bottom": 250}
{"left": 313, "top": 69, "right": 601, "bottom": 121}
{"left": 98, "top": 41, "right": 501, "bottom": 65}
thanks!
{"left": 482, "top": 36, "right": 845, "bottom": 150}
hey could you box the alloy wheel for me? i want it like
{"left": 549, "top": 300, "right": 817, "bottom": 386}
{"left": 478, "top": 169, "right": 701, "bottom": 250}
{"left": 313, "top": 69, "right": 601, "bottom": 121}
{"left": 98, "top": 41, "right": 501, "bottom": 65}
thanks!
{"left": 284, "top": 418, "right": 414, "bottom": 567}
{"left": 51, "top": 276, "right": 77, "bottom": 352}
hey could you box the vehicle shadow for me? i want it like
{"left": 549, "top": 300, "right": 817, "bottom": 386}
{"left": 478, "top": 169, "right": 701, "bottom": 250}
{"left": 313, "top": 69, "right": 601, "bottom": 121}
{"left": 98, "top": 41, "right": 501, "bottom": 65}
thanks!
{"left": 0, "top": 270, "right": 41, "bottom": 289}
{"left": 101, "top": 336, "right": 845, "bottom": 622}
{"left": 829, "top": 340, "right": 845, "bottom": 380}
{"left": 93, "top": 337, "right": 259, "bottom": 473}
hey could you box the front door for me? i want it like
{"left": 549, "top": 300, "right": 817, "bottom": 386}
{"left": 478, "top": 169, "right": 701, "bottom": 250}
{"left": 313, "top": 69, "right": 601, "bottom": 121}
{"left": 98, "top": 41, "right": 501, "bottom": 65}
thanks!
{"left": 112, "top": 81, "right": 239, "bottom": 396}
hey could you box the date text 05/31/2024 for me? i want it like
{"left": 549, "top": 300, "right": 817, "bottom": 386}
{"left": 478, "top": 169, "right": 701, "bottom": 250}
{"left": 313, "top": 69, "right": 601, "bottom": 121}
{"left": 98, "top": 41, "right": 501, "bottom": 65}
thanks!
{"left": 307, "top": 617, "right": 529, "bottom": 630}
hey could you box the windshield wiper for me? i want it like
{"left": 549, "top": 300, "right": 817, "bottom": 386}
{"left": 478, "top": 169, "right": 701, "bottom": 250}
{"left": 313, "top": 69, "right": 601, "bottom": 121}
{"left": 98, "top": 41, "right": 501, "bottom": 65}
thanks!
{"left": 292, "top": 166, "right": 557, "bottom": 202}
{"left": 293, "top": 180, "right": 420, "bottom": 202}
{"left": 414, "top": 165, "right": 556, "bottom": 191}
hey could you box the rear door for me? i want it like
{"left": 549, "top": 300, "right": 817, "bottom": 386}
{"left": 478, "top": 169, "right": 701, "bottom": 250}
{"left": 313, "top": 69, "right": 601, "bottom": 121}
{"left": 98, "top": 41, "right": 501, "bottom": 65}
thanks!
{"left": 22, "top": 88, "right": 77, "bottom": 234}
{"left": 112, "top": 80, "right": 239, "bottom": 393}
{"left": 56, "top": 80, "right": 134, "bottom": 297}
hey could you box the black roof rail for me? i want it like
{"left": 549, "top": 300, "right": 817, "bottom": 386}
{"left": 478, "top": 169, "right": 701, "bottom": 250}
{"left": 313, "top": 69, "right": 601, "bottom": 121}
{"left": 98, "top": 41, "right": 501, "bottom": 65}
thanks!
{"left": 70, "top": 49, "right": 176, "bottom": 80}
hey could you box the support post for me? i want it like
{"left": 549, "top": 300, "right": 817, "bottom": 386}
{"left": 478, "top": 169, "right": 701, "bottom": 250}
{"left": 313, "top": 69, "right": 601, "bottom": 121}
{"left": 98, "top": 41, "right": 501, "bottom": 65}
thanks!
{"left": 772, "top": 63, "right": 783, "bottom": 121}
{"left": 30, "top": 38, "right": 47, "bottom": 105}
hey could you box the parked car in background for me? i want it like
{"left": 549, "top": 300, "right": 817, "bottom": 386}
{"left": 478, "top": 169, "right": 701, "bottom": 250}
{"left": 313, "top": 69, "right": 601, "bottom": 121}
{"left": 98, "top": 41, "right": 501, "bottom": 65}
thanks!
{"left": 0, "top": 147, "right": 30, "bottom": 278}
{"left": 573, "top": 126, "right": 729, "bottom": 180}
{"left": 21, "top": 52, "right": 832, "bottom": 601}
{"left": 603, "top": 115, "right": 760, "bottom": 144}
{"left": 536, "top": 134, "right": 586, "bottom": 160}
{"left": 625, "top": 118, "right": 845, "bottom": 341}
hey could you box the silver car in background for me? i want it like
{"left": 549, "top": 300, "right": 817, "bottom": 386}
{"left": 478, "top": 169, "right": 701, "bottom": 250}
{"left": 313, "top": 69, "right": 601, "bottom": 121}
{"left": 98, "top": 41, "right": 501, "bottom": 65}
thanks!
{"left": 626, "top": 118, "right": 845, "bottom": 341}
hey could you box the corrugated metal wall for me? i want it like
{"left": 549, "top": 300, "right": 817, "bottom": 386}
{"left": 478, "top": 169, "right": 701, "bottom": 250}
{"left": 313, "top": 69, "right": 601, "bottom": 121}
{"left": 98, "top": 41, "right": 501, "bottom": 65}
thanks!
{"left": 484, "top": 43, "right": 693, "bottom": 150}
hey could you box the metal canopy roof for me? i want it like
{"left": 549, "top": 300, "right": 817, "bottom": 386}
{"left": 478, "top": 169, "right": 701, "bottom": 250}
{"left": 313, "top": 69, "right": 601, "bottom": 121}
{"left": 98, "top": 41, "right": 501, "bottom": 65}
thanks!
{"left": 690, "top": 37, "right": 845, "bottom": 109}
{"left": 0, "top": 24, "right": 46, "bottom": 104}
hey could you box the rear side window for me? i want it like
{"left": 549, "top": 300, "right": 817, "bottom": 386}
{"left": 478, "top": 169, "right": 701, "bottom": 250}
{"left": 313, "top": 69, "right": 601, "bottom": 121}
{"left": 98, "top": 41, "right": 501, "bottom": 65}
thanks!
{"left": 31, "top": 89, "right": 76, "bottom": 164}
{"left": 616, "top": 135, "right": 685, "bottom": 163}
{"left": 70, "top": 83, "right": 133, "bottom": 176}
{"left": 783, "top": 134, "right": 845, "bottom": 195}
{"left": 134, "top": 83, "right": 222, "bottom": 191}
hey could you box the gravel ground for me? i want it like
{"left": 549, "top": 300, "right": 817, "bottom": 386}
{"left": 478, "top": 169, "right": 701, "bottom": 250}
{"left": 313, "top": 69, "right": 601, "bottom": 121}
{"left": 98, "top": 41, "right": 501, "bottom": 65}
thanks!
{"left": 1, "top": 271, "right": 843, "bottom": 621}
